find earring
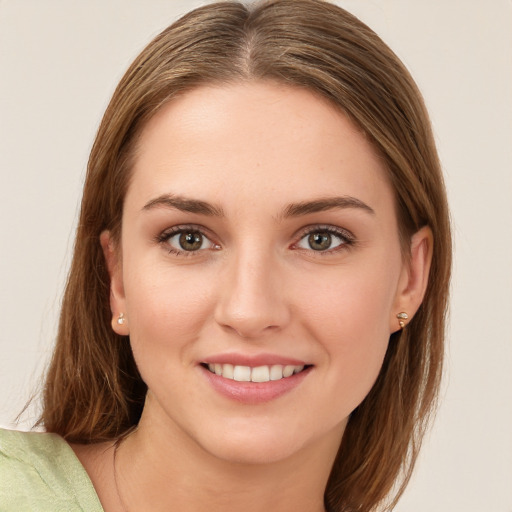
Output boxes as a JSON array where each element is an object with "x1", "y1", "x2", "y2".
[
  {"x1": 117, "y1": 313, "x2": 125, "y2": 325},
  {"x1": 397, "y1": 312, "x2": 408, "y2": 329}
]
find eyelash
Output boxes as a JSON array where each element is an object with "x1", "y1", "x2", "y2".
[
  {"x1": 293, "y1": 225, "x2": 356, "y2": 254},
  {"x1": 155, "y1": 224, "x2": 355, "y2": 257},
  {"x1": 155, "y1": 224, "x2": 219, "y2": 257}
]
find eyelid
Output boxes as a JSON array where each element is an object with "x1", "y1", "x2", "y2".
[
  {"x1": 291, "y1": 224, "x2": 356, "y2": 252},
  {"x1": 154, "y1": 223, "x2": 355, "y2": 256},
  {"x1": 155, "y1": 224, "x2": 220, "y2": 256}
]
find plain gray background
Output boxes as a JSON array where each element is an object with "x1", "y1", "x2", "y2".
[{"x1": 1, "y1": 1, "x2": 511, "y2": 510}]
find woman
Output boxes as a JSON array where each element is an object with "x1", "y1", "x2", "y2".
[{"x1": 0, "y1": 1, "x2": 451, "y2": 511}]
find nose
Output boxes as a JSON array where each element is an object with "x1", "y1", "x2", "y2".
[{"x1": 214, "y1": 247, "x2": 291, "y2": 339}]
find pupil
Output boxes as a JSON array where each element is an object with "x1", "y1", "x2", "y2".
[
  {"x1": 179, "y1": 232, "x2": 202, "y2": 251},
  {"x1": 309, "y1": 232, "x2": 331, "y2": 251}
]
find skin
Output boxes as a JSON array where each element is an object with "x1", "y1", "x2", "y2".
[{"x1": 74, "y1": 81, "x2": 432, "y2": 512}]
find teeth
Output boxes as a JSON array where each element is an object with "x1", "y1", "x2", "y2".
[
  {"x1": 233, "y1": 365, "x2": 251, "y2": 382},
  {"x1": 205, "y1": 363, "x2": 306, "y2": 382},
  {"x1": 283, "y1": 365, "x2": 295, "y2": 378},
  {"x1": 270, "y1": 365, "x2": 284, "y2": 381},
  {"x1": 251, "y1": 366, "x2": 270, "y2": 383},
  {"x1": 222, "y1": 363, "x2": 234, "y2": 379}
]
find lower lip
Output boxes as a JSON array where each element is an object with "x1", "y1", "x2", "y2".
[{"x1": 200, "y1": 365, "x2": 312, "y2": 405}]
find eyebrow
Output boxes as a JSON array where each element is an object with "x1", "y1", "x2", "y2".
[
  {"x1": 281, "y1": 196, "x2": 375, "y2": 219},
  {"x1": 142, "y1": 194, "x2": 374, "y2": 219},
  {"x1": 142, "y1": 194, "x2": 225, "y2": 216}
]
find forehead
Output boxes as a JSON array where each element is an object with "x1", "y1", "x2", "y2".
[{"x1": 127, "y1": 81, "x2": 393, "y2": 214}]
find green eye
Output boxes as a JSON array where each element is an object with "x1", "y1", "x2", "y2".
[
  {"x1": 296, "y1": 228, "x2": 350, "y2": 252},
  {"x1": 308, "y1": 232, "x2": 333, "y2": 251},
  {"x1": 158, "y1": 225, "x2": 221, "y2": 256}
]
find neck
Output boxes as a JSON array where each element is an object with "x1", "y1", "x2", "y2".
[{"x1": 114, "y1": 404, "x2": 343, "y2": 512}]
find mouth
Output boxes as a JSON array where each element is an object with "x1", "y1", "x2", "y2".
[{"x1": 201, "y1": 363, "x2": 312, "y2": 383}]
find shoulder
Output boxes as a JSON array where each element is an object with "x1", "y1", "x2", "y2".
[
  {"x1": 0, "y1": 428, "x2": 104, "y2": 511},
  {"x1": 0, "y1": 427, "x2": 67, "y2": 463}
]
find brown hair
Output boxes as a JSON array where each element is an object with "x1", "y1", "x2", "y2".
[{"x1": 40, "y1": 1, "x2": 451, "y2": 510}]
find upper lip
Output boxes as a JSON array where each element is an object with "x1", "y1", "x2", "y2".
[{"x1": 201, "y1": 353, "x2": 309, "y2": 367}]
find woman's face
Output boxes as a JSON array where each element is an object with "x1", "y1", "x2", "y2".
[{"x1": 105, "y1": 81, "x2": 412, "y2": 465}]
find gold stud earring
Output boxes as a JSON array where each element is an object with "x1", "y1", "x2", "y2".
[
  {"x1": 397, "y1": 312, "x2": 408, "y2": 329},
  {"x1": 117, "y1": 313, "x2": 125, "y2": 325}
]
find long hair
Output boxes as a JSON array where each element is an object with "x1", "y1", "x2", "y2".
[{"x1": 40, "y1": 1, "x2": 451, "y2": 510}]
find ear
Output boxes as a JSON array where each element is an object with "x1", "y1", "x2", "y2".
[
  {"x1": 391, "y1": 226, "x2": 433, "y2": 332},
  {"x1": 100, "y1": 230, "x2": 129, "y2": 336}
]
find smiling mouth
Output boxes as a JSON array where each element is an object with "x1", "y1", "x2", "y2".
[{"x1": 201, "y1": 363, "x2": 311, "y2": 383}]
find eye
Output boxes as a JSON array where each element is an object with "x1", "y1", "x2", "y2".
[
  {"x1": 295, "y1": 227, "x2": 353, "y2": 252},
  {"x1": 173, "y1": 231, "x2": 206, "y2": 251},
  {"x1": 157, "y1": 226, "x2": 219, "y2": 255}
]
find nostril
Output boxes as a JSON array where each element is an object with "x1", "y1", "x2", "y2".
[
  {"x1": 219, "y1": 322, "x2": 281, "y2": 340},
  {"x1": 213, "y1": 268, "x2": 291, "y2": 338}
]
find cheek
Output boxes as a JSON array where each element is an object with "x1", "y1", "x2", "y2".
[
  {"x1": 298, "y1": 257, "x2": 398, "y2": 338},
  {"x1": 123, "y1": 262, "x2": 215, "y2": 356},
  {"x1": 295, "y1": 262, "x2": 399, "y2": 405}
]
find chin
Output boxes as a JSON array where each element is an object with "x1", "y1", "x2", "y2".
[
  {"x1": 201, "y1": 432, "x2": 307, "y2": 466},
  {"x1": 192, "y1": 414, "x2": 346, "y2": 467}
]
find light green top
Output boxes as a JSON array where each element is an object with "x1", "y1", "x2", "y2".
[{"x1": 0, "y1": 428, "x2": 104, "y2": 512}]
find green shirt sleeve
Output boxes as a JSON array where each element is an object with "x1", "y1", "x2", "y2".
[{"x1": 0, "y1": 428, "x2": 104, "y2": 512}]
